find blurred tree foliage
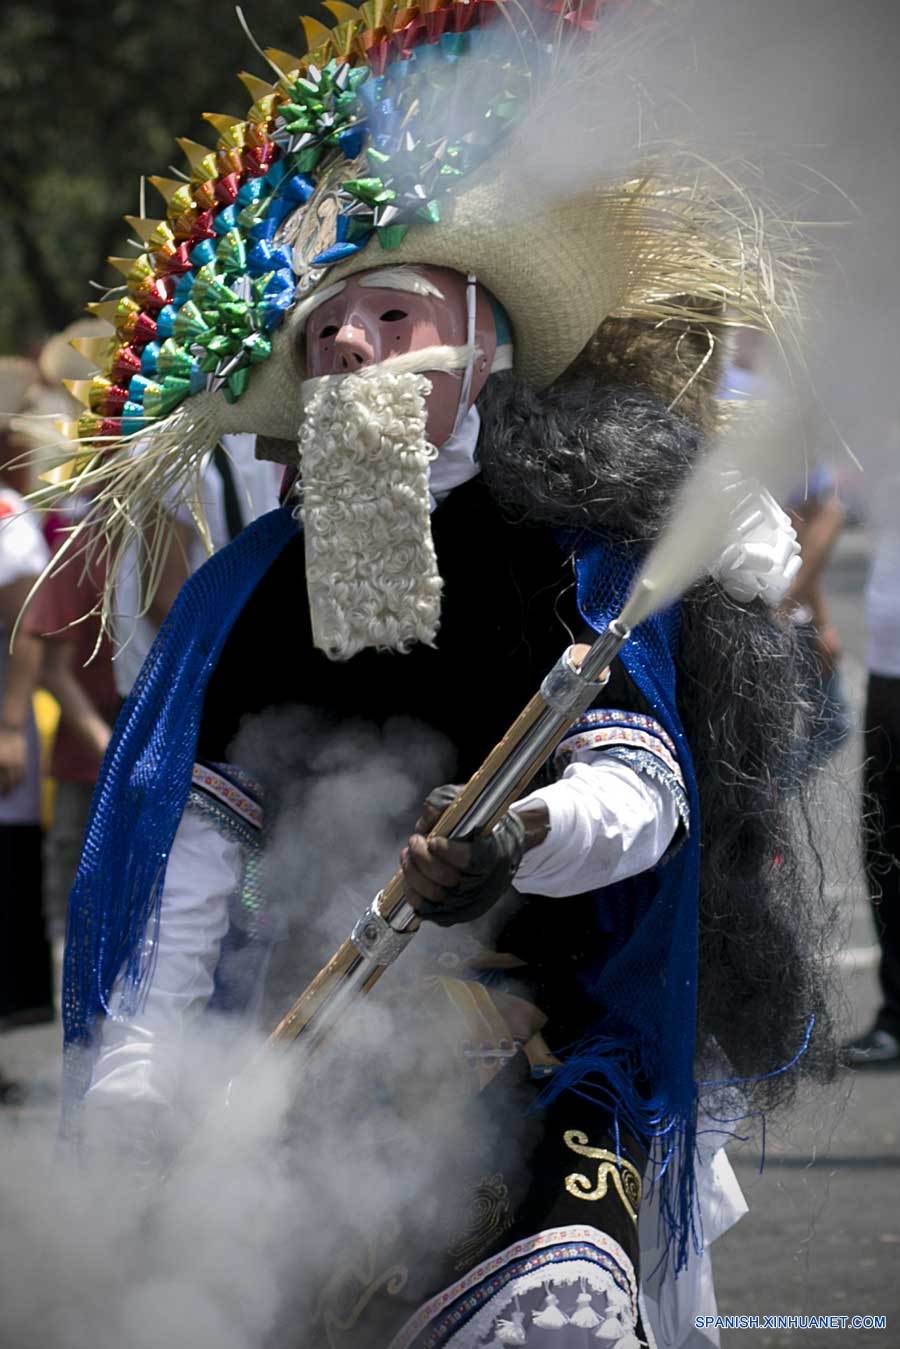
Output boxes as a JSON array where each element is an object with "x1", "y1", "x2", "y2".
[{"x1": 0, "y1": 0, "x2": 326, "y2": 352}]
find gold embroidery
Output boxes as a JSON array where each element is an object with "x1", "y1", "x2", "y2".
[
  {"x1": 446, "y1": 1172, "x2": 514, "y2": 1272},
  {"x1": 562, "y1": 1129, "x2": 643, "y2": 1222},
  {"x1": 314, "y1": 1218, "x2": 409, "y2": 1347}
]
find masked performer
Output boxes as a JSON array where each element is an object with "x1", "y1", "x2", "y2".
[{"x1": 49, "y1": 3, "x2": 835, "y2": 1345}]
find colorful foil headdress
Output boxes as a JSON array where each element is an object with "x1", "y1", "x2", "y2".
[
  {"x1": 34, "y1": 0, "x2": 803, "y2": 645},
  {"x1": 65, "y1": 0, "x2": 590, "y2": 440}
]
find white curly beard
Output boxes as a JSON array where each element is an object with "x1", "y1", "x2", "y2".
[{"x1": 296, "y1": 365, "x2": 444, "y2": 662}]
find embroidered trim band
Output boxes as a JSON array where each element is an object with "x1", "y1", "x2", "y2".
[
  {"x1": 554, "y1": 710, "x2": 683, "y2": 786},
  {"x1": 389, "y1": 1224, "x2": 637, "y2": 1349},
  {"x1": 191, "y1": 760, "x2": 264, "y2": 832},
  {"x1": 602, "y1": 746, "x2": 691, "y2": 837}
]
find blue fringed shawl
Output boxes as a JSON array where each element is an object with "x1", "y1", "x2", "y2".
[
  {"x1": 62, "y1": 507, "x2": 299, "y2": 1101},
  {"x1": 545, "y1": 532, "x2": 702, "y2": 1271},
  {"x1": 63, "y1": 509, "x2": 701, "y2": 1266}
]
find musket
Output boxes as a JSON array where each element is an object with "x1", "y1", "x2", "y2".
[
  {"x1": 267, "y1": 616, "x2": 631, "y2": 1056},
  {"x1": 265, "y1": 397, "x2": 795, "y2": 1060}
]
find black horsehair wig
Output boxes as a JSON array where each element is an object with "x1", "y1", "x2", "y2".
[{"x1": 476, "y1": 368, "x2": 839, "y2": 1112}]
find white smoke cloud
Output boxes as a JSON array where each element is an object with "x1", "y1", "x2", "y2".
[
  {"x1": 3, "y1": 4, "x2": 900, "y2": 1344},
  {"x1": 0, "y1": 711, "x2": 534, "y2": 1349}
]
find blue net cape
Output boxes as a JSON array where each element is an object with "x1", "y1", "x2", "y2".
[
  {"x1": 63, "y1": 507, "x2": 701, "y2": 1267},
  {"x1": 549, "y1": 530, "x2": 702, "y2": 1270},
  {"x1": 62, "y1": 507, "x2": 299, "y2": 1103}
]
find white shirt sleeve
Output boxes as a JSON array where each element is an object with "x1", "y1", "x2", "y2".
[
  {"x1": 511, "y1": 752, "x2": 681, "y2": 899},
  {"x1": 85, "y1": 806, "x2": 240, "y2": 1111}
]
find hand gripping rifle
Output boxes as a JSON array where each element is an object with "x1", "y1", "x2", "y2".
[
  {"x1": 267, "y1": 617, "x2": 631, "y2": 1056},
  {"x1": 266, "y1": 403, "x2": 792, "y2": 1058}
]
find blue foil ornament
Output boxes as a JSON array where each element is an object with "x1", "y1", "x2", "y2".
[
  {"x1": 190, "y1": 240, "x2": 217, "y2": 268},
  {"x1": 120, "y1": 402, "x2": 147, "y2": 433},
  {"x1": 127, "y1": 374, "x2": 152, "y2": 403},
  {"x1": 262, "y1": 268, "x2": 295, "y2": 297},
  {"x1": 213, "y1": 205, "x2": 240, "y2": 236},
  {"x1": 263, "y1": 160, "x2": 288, "y2": 189},
  {"x1": 281, "y1": 174, "x2": 316, "y2": 205},
  {"x1": 260, "y1": 290, "x2": 294, "y2": 330},
  {"x1": 311, "y1": 241, "x2": 363, "y2": 266},
  {"x1": 246, "y1": 240, "x2": 293, "y2": 277},
  {"x1": 173, "y1": 272, "x2": 196, "y2": 304},
  {"x1": 140, "y1": 342, "x2": 161, "y2": 376},
  {"x1": 337, "y1": 125, "x2": 366, "y2": 160},
  {"x1": 155, "y1": 306, "x2": 177, "y2": 339},
  {"x1": 264, "y1": 198, "x2": 295, "y2": 230},
  {"x1": 248, "y1": 216, "x2": 280, "y2": 244},
  {"x1": 236, "y1": 179, "x2": 266, "y2": 207}
]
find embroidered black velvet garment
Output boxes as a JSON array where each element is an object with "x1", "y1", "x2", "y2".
[{"x1": 197, "y1": 479, "x2": 586, "y2": 777}]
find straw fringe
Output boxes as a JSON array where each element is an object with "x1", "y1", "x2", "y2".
[{"x1": 21, "y1": 401, "x2": 221, "y2": 650}]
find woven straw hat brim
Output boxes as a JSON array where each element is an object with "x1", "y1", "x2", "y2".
[
  {"x1": 214, "y1": 160, "x2": 642, "y2": 443},
  {"x1": 322, "y1": 177, "x2": 642, "y2": 391}
]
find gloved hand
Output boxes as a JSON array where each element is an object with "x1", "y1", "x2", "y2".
[
  {"x1": 712, "y1": 472, "x2": 801, "y2": 605},
  {"x1": 400, "y1": 784, "x2": 527, "y2": 927}
]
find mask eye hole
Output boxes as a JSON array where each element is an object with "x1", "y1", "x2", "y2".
[
  {"x1": 319, "y1": 324, "x2": 338, "y2": 338},
  {"x1": 380, "y1": 309, "x2": 407, "y2": 323}
]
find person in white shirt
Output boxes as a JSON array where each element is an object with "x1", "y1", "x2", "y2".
[
  {"x1": 0, "y1": 360, "x2": 54, "y2": 1097},
  {"x1": 845, "y1": 439, "x2": 900, "y2": 1066},
  {"x1": 112, "y1": 434, "x2": 281, "y2": 697}
]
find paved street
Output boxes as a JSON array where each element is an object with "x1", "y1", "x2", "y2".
[
  {"x1": 713, "y1": 527, "x2": 900, "y2": 1346},
  {"x1": 1, "y1": 526, "x2": 896, "y2": 1347}
]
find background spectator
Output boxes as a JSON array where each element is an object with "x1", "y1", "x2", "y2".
[
  {"x1": 112, "y1": 436, "x2": 281, "y2": 697},
  {"x1": 846, "y1": 427, "x2": 900, "y2": 1065},
  {"x1": 0, "y1": 359, "x2": 53, "y2": 1101},
  {"x1": 782, "y1": 468, "x2": 852, "y2": 773},
  {"x1": 27, "y1": 508, "x2": 119, "y2": 958}
]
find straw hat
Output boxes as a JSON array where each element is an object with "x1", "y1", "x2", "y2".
[
  {"x1": 39, "y1": 317, "x2": 115, "y2": 387},
  {"x1": 213, "y1": 174, "x2": 644, "y2": 443},
  {"x1": 56, "y1": 0, "x2": 793, "y2": 466},
  {"x1": 0, "y1": 357, "x2": 40, "y2": 425}
]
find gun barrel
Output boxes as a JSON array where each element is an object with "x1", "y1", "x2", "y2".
[{"x1": 268, "y1": 619, "x2": 630, "y2": 1049}]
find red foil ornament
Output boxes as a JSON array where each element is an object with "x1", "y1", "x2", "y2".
[
  {"x1": 189, "y1": 210, "x2": 217, "y2": 242},
  {"x1": 477, "y1": 0, "x2": 498, "y2": 28},
  {"x1": 100, "y1": 386, "x2": 130, "y2": 415},
  {"x1": 451, "y1": 0, "x2": 482, "y2": 31},
  {"x1": 243, "y1": 145, "x2": 274, "y2": 177},
  {"x1": 214, "y1": 173, "x2": 242, "y2": 206},
  {"x1": 160, "y1": 243, "x2": 194, "y2": 276},
  {"x1": 135, "y1": 277, "x2": 176, "y2": 312},
  {"x1": 110, "y1": 347, "x2": 142, "y2": 382},
  {"x1": 393, "y1": 15, "x2": 426, "y2": 57},
  {"x1": 423, "y1": 5, "x2": 450, "y2": 43},
  {"x1": 132, "y1": 312, "x2": 159, "y2": 345},
  {"x1": 365, "y1": 35, "x2": 391, "y2": 76}
]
